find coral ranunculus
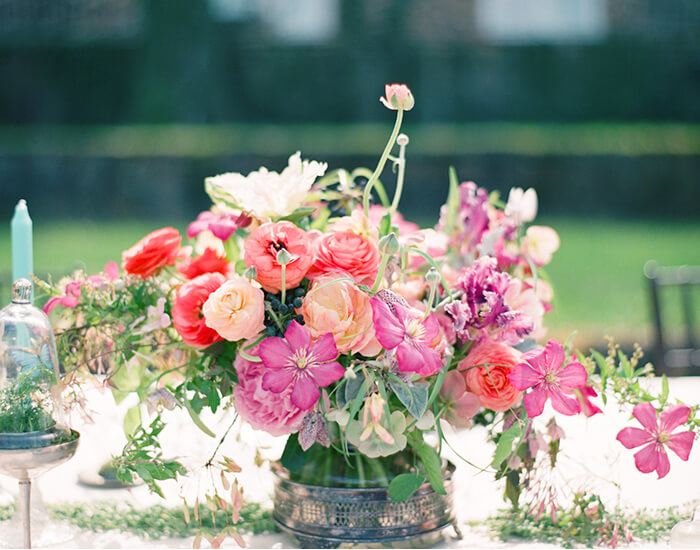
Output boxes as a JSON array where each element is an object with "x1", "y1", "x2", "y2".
[
  {"x1": 244, "y1": 221, "x2": 313, "y2": 293},
  {"x1": 178, "y1": 247, "x2": 231, "y2": 280},
  {"x1": 309, "y1": 231, "x2": 381, "y2": 286},
  {"x1": 172, "y1": 272, "x2": 226, "y2": 349},
  {"x1": 459, "y1": 341, "x2": 523, "y2": 412},
  {"x1": 202, "y1": 277, "x2": 265, "y2": 342},
  {"x1": 233, "y1": 346, "x2": 306, "y2": 437},
  {"x1": 122, "y1": 227, "x2": 182, "y2": 279},
  {"x1": 299, "y1": 274, "x2": 381, "y2": 356}
]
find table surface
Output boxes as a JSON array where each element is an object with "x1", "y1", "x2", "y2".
[{"x1": 1, "y1": 377, "x2": 698, "y2": 549}]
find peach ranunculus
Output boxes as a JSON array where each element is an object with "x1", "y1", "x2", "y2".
[
  {"x1": 459, "y1": 341, "x2": 523, "y2": 412},
  {"x1": 122, "y1": 227, "x2": 182, "y2": 279},
  {"x1": 309, "y1": 231, "x2": 381, "y2": 286},
  {"x1": 299, "y1": 274, "x2": 381, "y2": 357},
  {"x1": 202, "y1": 277, "x2": 265, "y2": 342},
  {"x1": 243, "y1": 221, "x2": 313, "y2": 293},
  {"x1": 522, "y1": 225, "x2": 560, "y2": 267}
]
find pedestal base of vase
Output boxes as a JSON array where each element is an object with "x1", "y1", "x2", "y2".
[{"x1": 272, "y1": 463, "x2": 458, "y2": 549}]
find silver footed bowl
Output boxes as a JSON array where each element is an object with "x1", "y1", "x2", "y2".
[{"x1": 0, "y1": 431, "x2": 80, "y2": 480}]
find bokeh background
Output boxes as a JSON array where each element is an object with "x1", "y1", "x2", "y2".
[{"x1": 1, "y1": 0, "x2": 699, "y2": 363}]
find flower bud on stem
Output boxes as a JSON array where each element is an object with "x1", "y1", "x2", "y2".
[{"x1": 276, "y1": 248, "x2": 292, "y2": 304}]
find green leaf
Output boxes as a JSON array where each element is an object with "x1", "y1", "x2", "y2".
[
  {"x1": 182, "y1": 398, "x2": 215, "y2": 438},
  {"x1": 379, "y1": 213, "x2": 392, "y2": 237},
  {"x1": 123, "y1": 405, "x2": 142, "y2": 436},
  {"x1": 346, "y1": 379, "x2": 368, "y2": 427},
  {"x1": 443, "y1": 166, "x2": 460, "y2": 238},
  {"x1": 619, "y1": 350, "x2": 633, "y2": 378},
  {"x1": 388, "y1": 473, "x2": 425, "y2": 502},
  {"x1": 344, "y1": 375, "x2": 365, "y2": 407},
  {"x1": 426, "y1": 368, "x2": 447, "y2": 410},
  {"x1": 280, "y1": 434, "x2": 305, "y2": 473},
  {"x1": 388, "y1": 378, "x2": 429, "y2": 420},
  {"x1": 278, "y1": 207, "x2": 316, "y2": 223},
  {"x1": 417, "y1": 442, "x2": 446, "y2": 495},
  {"x1": 492, "y1": 422, "x2": 522, "y2": 468}
]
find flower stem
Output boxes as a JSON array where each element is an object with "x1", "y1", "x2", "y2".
[
  {"x1": 370, "y1": 253, "x2": 391, "y2": 294},
  {"x1": 280, "y1": 264, "x2": 287, "y2": 305},
  {"x1": 389, "y1": 135, "x2": 408, "y2": 215},
  {"x1": 362, "y1": 109, "x2": 404, "y2": 218}
]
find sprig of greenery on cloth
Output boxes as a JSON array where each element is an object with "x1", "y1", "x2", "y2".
[{"x1": 0, "y1": 500, "x2": 275, "y2": 539}]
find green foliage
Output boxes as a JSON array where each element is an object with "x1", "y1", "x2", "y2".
[
  {"x1": 0, "y1": 501, "x2": 275, "y2": 539},
  {"x1": 492, "y1": 423, "x2": 522, "y2": 469},
  {"x1": 388, "y1": 473, "x2": 425, "y2": 502},
  {"x1": 0, "y1": 370, "x2": 55, "y2": 433},
  {"x1": 388, "y1": 377, "x2": 429, "y2": 420}
]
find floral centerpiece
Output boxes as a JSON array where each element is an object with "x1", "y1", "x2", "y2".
[{"x1": 39, "y1": 84, "x2": 698, "y2": 547}]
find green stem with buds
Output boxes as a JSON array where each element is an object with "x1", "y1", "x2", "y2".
[
  {"x1": 362, "y1": 110, "x2": 404, "y2": 218},
  {"x1": 389, "y1": 134, "x2": 409, "y2": 215}
]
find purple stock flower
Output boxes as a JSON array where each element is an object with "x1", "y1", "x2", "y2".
[
  {"x1": 187, "y1": 210, "x2": 251, "y2": 242},
  {"x1": 445, "y1": 256, "x2": 534, "y2": 345},
  {"x1": 437, "y1": 181, "x2": 490, "y2": 257}
]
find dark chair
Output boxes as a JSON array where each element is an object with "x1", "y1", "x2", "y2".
[{"x1": 644, "y1": 261, "x2": 700, "y2": 376}]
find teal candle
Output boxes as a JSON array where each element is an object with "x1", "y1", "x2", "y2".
[{"x1": 11, "y1": 199, "x2": 34, "y2": 288}]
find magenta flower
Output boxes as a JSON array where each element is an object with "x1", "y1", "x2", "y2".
[
  {"x1": 187, "y1": 210, "x2": 251, "y2": 242},
  {"x1": 575, "y1": 386, "x2": 602, "y2": 417},
  {"x1": 370, "y1": 291, "x2": 442, "y2": 377},
  {"x1": 616, "y1": 402, "x2": 695, "y2": 479},
  {"x1": 508, "y1": 339, "x2": 588, "y2": 417},
  {"x1": 437, "y1": 181, "x2": 490, "y2": 257},
  {"x1": 43, "y1": 280, "x2": 81, "y2": 314},
  {"x1": 260, "y1": 321, "x2": 344, "y2": 410}
]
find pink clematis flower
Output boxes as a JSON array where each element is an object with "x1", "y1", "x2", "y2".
[
  {"x1": 616, "y1": 402, "x2": 695, "y2": 479},
  {"x1": 575, "y1": 386, "x2": 603, "y2": 417},
  {"x1": 508, "y1": 339, "x2": 588, "y2": 417},
  {"x1": 260, "y1": 321, "x2": 344, "y2": 410},
  {"x1": 370, "y1": 290, "x2": 442, "y2": 377}
]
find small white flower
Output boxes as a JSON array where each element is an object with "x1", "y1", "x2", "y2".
[
  {"x1": 505, "y1": 187, "x2": 538, "y2": 224},
  {"x1": 205, "y1": 152, "x2": 327, "y2": 219}
]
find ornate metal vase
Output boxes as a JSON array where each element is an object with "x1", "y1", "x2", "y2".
[{"x1": 272, "y1": 463, "x2": 458, "y2": 548}]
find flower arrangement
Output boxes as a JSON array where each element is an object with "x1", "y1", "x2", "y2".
[{"x1": 39, "y1": 84, "x2": 698, "y2": 546}]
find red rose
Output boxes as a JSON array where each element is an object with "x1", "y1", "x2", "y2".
[
  {"x1": 172, "y1": 272, "x2": 226, "y2": 348},
  {"x1": 308, "y1": 231, "x2": 380, "y2": 286},
  {"x1": 459, "y1": 341, "x2": 522, "y2": 412},
  {"x1": 122, "y1": 227, "x2": 181, "y2": 279},
  {"x1": 178, "y1": 248, "x2": 231, "y2": 280}
]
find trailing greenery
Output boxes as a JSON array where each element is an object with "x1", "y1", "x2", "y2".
[
  {"x1": 0, "y1": 501, "x2": 275, "y2": 539},
  {"x1": 483, "y1": 499, "x2": 691, "y2": 548}
]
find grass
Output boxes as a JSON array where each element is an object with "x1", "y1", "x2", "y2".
[{"x1": 1, "y1": 218, "x2": 698, "y2": 349}]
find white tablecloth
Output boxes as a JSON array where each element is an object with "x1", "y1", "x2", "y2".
[{"x1": 1, "y1": 378, "x2": 698, "y2": 548}]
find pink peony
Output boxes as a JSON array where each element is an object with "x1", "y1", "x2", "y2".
[
  {"x1": 309, "y1": 231, "x2": 381, "y2": 286},
  {"x1": 244, "y1": 221, "x2": 313, "y2": 293},
  {"x1": 459, "y1": 341, "x2": 523, "y2": 412},
  {"x1": 299, "y1": 274, "x2": 381, "y2": 356},
  {"x1": 617, "y1": 402, "x2": 695, "y2": 479},
  {"x1": 233, "y1": 347, "x2": 305, "y2": 436}
]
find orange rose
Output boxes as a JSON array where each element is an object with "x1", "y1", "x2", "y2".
[
  {"x1": 299, "y1": 274, "x2": 381, "y2": 356},
  {"x1": 459, "y1": 341, "x2": 522, "y2": 412},
  {"x1": 243, "y1": 221, "x2": 313, "y2": 293},
  {"x1": 308, "y1": 231, "x2": 380, "y2": 286},
  {"x1": 122, "y1": 227, "x2": 181, "y2": 279},
  {"x1": 202, "y1": 277, "x2": 265, "y2": 342}
]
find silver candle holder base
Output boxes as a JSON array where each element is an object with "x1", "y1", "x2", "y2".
[{"x1": 0, "y1": 431, "x2": 79, "y2": 548}]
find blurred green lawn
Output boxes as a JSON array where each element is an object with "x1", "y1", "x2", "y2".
[{"x1": 1, "y1": 218, "x2": 698, "y2": 349}]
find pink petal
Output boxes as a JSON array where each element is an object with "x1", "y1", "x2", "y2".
[
  {"x1": 633, "y1": 443, "x2": 659, "y2": 474},
  {"x1": 416, "y1": 345, "x2": 442, "y2": 377},
  {"x1": 508, "y1": 363, "x2": 542, "y2": 391},
  {"x1": 291, "y1": 375, "x2": 321, "y2": 410},
  {"x1": 309, "y1": 361, "x2": 345, "y2": 387},
  {"x1": 310, "y1": 332, "x2": 339, "y2": 363},
  {"x1": 556, "y1": 361, "x2": 588, "y2": 390},
  {"x1": 617, "y1": 427, "x2": 654, "y2": 449},
  {"x1": 523, "y1": 386, "x2": 548, "y2": 417},
  {"x1": 421, "y1": 312, "x2": 440, "y2": 344},
  {"x1": 258, "y1": 337, "x2": 293, "y2": 369},
  {"x1": 284, "y1": 321, "x2": 311, "y2": 351},
  {"x1": 542, "y1": 339, "x2": 564, "y2": 374},
  {"x1": 43, "y1": 297, "x2": 61, "y2": 314},
  {"x1": 665, "y1": 431, "x2": 695, "y2": 461},
  {"x1": 370, "y1": 297, "x2": 404, "y2": 349},
  {"x1": 455, "y1": 392, "x2": 481, "y2": 419},
  {"x1": 396, "y1": 341, "x2": 425, "y2": 374},
  {"x1": 632, "y1": 402, "x2": 659, "y2": 433},
  {"x1": 441, "y1": 370, "x2": 467, "y2": 401},
  {"x1": 548, "y1": 386, "x2": 581, "y2": 416},
  {"x1": 655, "y1": 447, "x2": 671, "y2": 479},
  {"x1": 261, "y1": 368, "x2": 296, "y2": 393},
  {"x1": 659, "y1": 404, "x2": 691, "y2": 433},
  {"x1": 209, "y1": 220, "x2": 237, "y2": 241},
  {"x1": 61, "y1": 296, "x2": 80, "y2": 308},
  {"x1": 104, "y1": 261, "x2": 120, "y2": 280},
  {"x1": 520, "y1": 347, "x2": 546, "y2": 371}
]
